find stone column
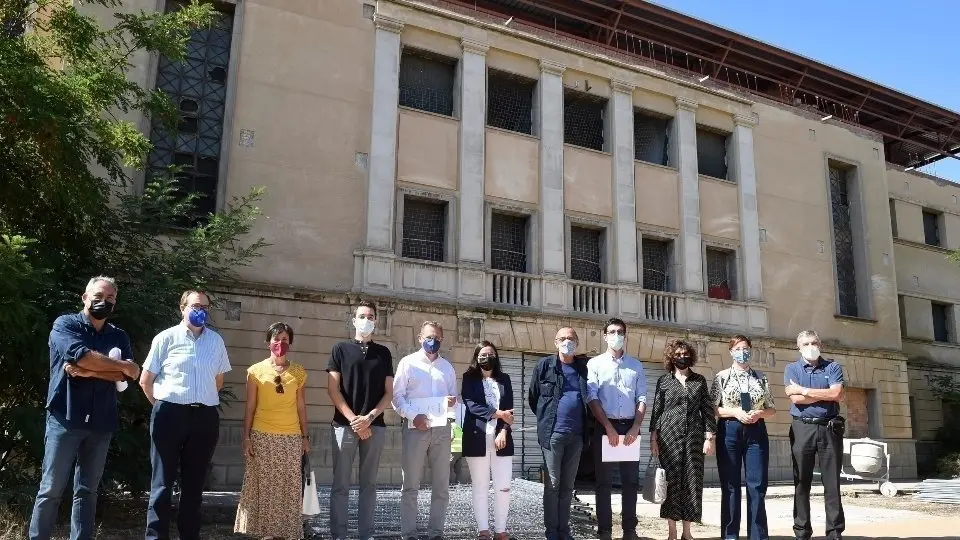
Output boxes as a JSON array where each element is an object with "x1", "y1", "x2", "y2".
[
  {"x1": 674, "y1": 96, "x2": 704, "y2": 293},
  {"x1": 538, "y1": 59, "x2": 566, "y2": 276},
  {"x1": 458, "y1": 38, "x2": 489, "y2": 264},
  {"x1": 731, "y1": 112, "x2": 763, "y2": 301},
  {"x1": 610, "y1": 79, "x2": 638, "y2": 284},
  {"x1": 364, "y1": 15, "x2": 404, "y2": 251}
]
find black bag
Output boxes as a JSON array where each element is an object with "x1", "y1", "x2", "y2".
[{"x1": 828, "y1": 416, "x2": 846, "y2": 437}]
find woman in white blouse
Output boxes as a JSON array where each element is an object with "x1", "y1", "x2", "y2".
[
  {"x1": 711, "y1": 335, "x2": 776, "y2": 540},
  {"x1": 461, "y1": 341, "x2": 515, "y2": 540}
]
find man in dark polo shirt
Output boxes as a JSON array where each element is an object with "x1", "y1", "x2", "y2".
[
  {"x1": 327, "y1": 300, "x2": 394, "y2": 540},
  {"x1": 29, "y1": 276, "x2": 140, "y2": 540},
  {"x1": 784, "y1": 329, "x2": 846, "y2": 540}
]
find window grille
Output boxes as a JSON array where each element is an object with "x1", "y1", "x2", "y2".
[
  {"x1": 398, "y1": 49, "x2": 456, "y2": 116},
  {"x1": 487, "y1": 70, "x2": 535, "y2": 135},
  {"x1": 570, "y1": 226, "x2": 602, "y2": 283},
  {"x1": 829, "y1": 166, "x2": 858, "y2": 316},
  {"x1": 642, "y1": 238, "x2": 672, "y2": 291},
  {"x1": 491, "y1": 213, "x2": 528, "y2": 272},
  {"x1": 635, "y1": 112, "x2": 670, "y2": 166},
  {"x1": 564, "y1": 89, "x2": 606, "y2": 151},
  {"x1": 147, "y1": 1, "x2": 234, "y2": 224},
  {"x1": 696, "y1": 128, "x2": 728, "y2": 179},
  {"x1": 923, "y1": 210, "x2": 941, "y2": 246},
  {"x1": 706, "y1": 248, "x2": 736, "y2": 300},
  {"x1": 402, "y1": 198, "x2": 446, "y2": 262},
  {"x1": 932, "y1": 303, "x2": 950, "y2": 343}
]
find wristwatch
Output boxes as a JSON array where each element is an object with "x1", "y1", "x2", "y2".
[{"x1": 802, "y1": 387, "x2": 810, "y2": 397}]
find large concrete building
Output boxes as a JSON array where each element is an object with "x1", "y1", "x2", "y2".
[{"x1": 98, "y1": 0, "x2": 960, "y2": 486}]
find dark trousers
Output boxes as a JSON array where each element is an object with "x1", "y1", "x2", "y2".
[
  {"x1": 541, "y1": 431, "x2": 583, "y2": 540},
  {"x1": 146, "y1": 401, "x2": 220, "y2": 540},
  {"x1": 593, "y1": 420, "x2": 639, "y2": 535},
  {"x1": 717, "y1": 419, "x2": 769, "y2": 540},
  {"x1": 789, "y1": 419, "x2": 845, "y2": 540}
]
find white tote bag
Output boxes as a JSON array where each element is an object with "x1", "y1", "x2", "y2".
[
  {"x1": 301, "y1": 455, "x2": 321, "y2": 516},
  {"x1": 641, "y1": 456, "x2": 668, "y2": 504}
]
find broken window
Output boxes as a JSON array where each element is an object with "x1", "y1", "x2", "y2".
[
  {"x1": 634, "y1": 111, "x2": 671, "y2": 166},
  {"x1": 402, "y1": 197, "x2": 447, "y2": 262},
  {"x1": 696, "y1": 127, "x2": 728, "y2": 179},
  {"x1": 830, "y1": 165, "x2": 858, "y2": 316},
  {"x1": 641, "y1": 237, "x2": 673, "y2": 291},
  {"x1": 932, "y1": 302, "x2": 951, "y2": 343},
  {"x1": 398, "y1": 49, "x2": 456, "y2": 116},
  {"x1": 147, "y1": 0, "x2": 234, "y2": 224},
  {"x1": 564, "y1": 89, "x2": 606, "y2": 151},
  {"x1": 491, "y1": 212, "x2": 528, "y2": 273},
  {"x1": 923, "y1": 210, "x2": 942, "y2": 247},
  {"x1": 706, "y1": 247, "x2": 736, "y2": 300},
  {"x1": 570, "y1": 226, "x2": 603, "y2": 283},
  {"x1": 487, "y1": 69, "x2": 535, "y2": 135}
]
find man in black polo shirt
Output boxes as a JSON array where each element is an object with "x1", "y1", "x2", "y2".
[
  {"x1": 29, "y1": 276, "x2": 140, "y2": 540},
  {"x1": 784, "y1": 329, "x2": 846, "y2": 540},
  {"x1": 327, "y1": 300, "x2": 394, "y2": 540}
]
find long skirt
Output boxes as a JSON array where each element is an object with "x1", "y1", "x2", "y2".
[{"x1": 234, "y1": 431, "x2": 304, "y2": 539}]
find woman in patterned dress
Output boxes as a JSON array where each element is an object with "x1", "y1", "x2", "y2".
[
  {"x1": 649, "y1": 339, "x2": 717, "y2": 540},
  {"x1": 235, "y1": 322, "x2": 309, "y2": 539},
  {"x1": 712, "y1": 335, "x2": 776, "y2": 540}
]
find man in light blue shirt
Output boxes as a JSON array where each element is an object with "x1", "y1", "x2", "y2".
[
  {"x1": 587, "y1": 317, "x2": 647, "y2": 540},
  {"x1": 139, "y1": 290, "x2": 231, "y2": 540}
]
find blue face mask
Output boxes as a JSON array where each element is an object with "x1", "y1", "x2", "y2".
[
  {"x1": 188, "y1": 307, "x2": 208, "y2": 327},
  {"x1": 732, "y1": 349, "x2": 751, "y2": 365},
  {"x1": 422, "y1": 337, "x2": 441, "y2": 354}
]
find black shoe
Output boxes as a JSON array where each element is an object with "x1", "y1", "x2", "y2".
[
  {"x1": 622, "y1": 530, "x2": 641, "y2": 540},
  {"x1": 599, "y1": 532, "x2": 613, "y2": 540}
]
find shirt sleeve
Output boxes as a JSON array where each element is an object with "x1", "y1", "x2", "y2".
[
  {"x1": 634, "y1": 361, "x2": 647, "y2": 405},
  {"x1": 586, "y1": 358, "x2": 601, "y2": 403},
  {"x1": 50, "y1": 316, "x2": 91, "y2": 365},
  {"x1": 446, "y1": 363, "x2": 457, "y2": 398},
  {"x1": 783, "y1": 363, "x2": 794, "y2": 387},
  {"x1": 298, "y1": 366, "x2": 308, "y2": 389},
  {"x1": 391, "y1": 359, "x2": 414, "y2": 419},
  {"x1": 384, "y1": 347, "x2": 395, "y2": 376},
  {"x1": 143, "y1": 333, "x2": 164, "y2": 374},
  {"x1": 327, "y1": 343, "x2": 342, "y2": 373},
  {"x1": 217, "y1": 340, "x2": 231, "y2": 375},
  {"x1": 119, "y1": 330, "x2": 134, "y2": 363},
  {"x1": 827, "y1": 362, "x2": 845, "y2": 386},
  {"x1": 710, "y1": 373, "x2": 723, "y2": 407}
]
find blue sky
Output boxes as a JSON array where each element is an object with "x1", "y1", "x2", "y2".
[{"x1": 650, "y1": 0, "x2": 960, "y2": 181}]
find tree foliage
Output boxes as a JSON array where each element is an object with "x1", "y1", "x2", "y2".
[{"x1": 0, "y1": 0, "x2": 265, "y2": 508}]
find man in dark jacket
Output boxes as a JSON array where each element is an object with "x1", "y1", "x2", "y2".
[{"x1": 528, "y1": 327, "x2": 591, "y2": 540}]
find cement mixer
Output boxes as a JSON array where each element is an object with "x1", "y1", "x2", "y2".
[{"x1": 840, "y1": 437, "x2": 899, "y2": 497}]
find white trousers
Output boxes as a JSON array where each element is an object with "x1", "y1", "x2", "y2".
[{"x1": 465, "y1": 433, "x2": 513, "y2": 533}]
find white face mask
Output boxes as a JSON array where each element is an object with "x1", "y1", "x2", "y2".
[
  {"x1": 800, "y1": 345, "x2": 820, "y2": 361},
  {"x1": 354, "y1": 318, "x2": 375, "y2": 336},
  {"x1": 558, "y1": 339, "x2": 576, "y2": 356},
  {"x1": 606, "y1": 333, "x2": 625, "y2": 351}
]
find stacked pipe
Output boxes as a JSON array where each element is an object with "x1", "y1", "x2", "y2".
[{"x1": 914, "y1": 478, "x2": 960, "y2": 505}]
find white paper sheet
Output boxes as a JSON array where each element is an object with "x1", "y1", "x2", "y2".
[
  {"x1": 600, "y1": 435, "x2": 641, "y2": 462},
  {"x1": 406, "y1": 397, "x2": 450, "y2": 429},
  {"x1": 109, "y1": 347, "x2": 128, "y2": 392}
]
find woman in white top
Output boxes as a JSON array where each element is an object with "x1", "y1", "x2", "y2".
[{"x1": 461, "y1": 341, "x2": 515, "y2": 540}]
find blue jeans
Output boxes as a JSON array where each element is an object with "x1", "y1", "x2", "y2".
[
  {"x1": 29, "y1": 413, "x2": 113, "y2": 540},
  {"x1": 541, "y1": 431, "x2": 583, "y2": 540},
  {"x1": 717, "y1": 419, "x2": 769, "y2": 540}
]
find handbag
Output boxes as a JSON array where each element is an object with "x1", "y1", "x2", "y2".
[
  {"x1": 641, "y1": 455, "x2": 667, "y2": 504},
  {"x1": 301, "y1": 454, "x2": 321, "y2": 516}
]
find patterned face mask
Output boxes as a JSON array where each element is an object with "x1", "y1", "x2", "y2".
[{"x1": 731, "y1": 349, "x2": 751, "y2": 364}]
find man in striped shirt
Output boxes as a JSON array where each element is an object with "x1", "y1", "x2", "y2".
[{"x1": 139, "y1": 290, "x2": 231, "y2": 540}]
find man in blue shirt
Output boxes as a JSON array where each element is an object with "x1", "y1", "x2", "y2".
[
  {"x1": 29, "y1": 276, "x2": 140, "y2": 540},
  {"x1": 528, "y1": 327, "x2": 591, "y2": 540},
  {"x1": 139, "y1": 290, "x2": 231, "y2": 540},
  {"x1": 587, "y1": 318, "x2": 647, "y2": 540},
  {"x1": 784, "y1": 330, "x2": 846, "y2": 540}
]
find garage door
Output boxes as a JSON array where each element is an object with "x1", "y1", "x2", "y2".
[{"x1": 499, "y1": 352, "x2": 542, "y2": 479}]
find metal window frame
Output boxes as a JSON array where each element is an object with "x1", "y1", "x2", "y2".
[
  {"x1": 695, "y1": 124, "x2": 731, "y2": 181},
  {"x1": 637, "y1": 228, "x2": 677, "y2": 292},
  {"x1": 565, "y1": 215, "x2": 611, "y2": 284},
  {"x1": 486, "y1": 68, "x2": 538, "y2": 136},
  {"x1": 485, "y1": 201, "x2": 539, "y2": 274},
  {"x1": 395, "y1": 186, "x2": 458, "y2": 263},
  {"x1": 398, "y1": 45, "x2": 461, "y2": 118},
  {"x1": 823, "y1": 154, "x2": 874, "y2": 320},
  {"x1": 701, "y1": 239, "x2": 740, "y2": 301},
  {"x1": 633, "y1": 108, "x2": 673, "y2": 167}
]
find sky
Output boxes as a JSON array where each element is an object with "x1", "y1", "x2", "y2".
[{"x1": 649, "y1": 0, "x2": 960, "y2": 181}]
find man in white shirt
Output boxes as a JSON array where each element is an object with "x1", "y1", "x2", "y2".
[
  {"x1": 392, "y1": 321, "x2": 458, "y2": 540},
  {"x1": 587, "y1": 317, "x2": 647, "y2": 540}
]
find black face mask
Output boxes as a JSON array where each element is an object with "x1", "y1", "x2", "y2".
[
  {"x1": 674, "y1": 356, "x2": 691, "y2": 370},
  {"x1": 88, "y1": 300, "x2": 114, "y2": 321},
  {"x1": 478, "y1": 362, "x2": 493, "y2": 371}
]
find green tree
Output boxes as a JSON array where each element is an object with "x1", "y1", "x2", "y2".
[{"x1": 0, "y1": 0, "x2": 266, "y2": 508}]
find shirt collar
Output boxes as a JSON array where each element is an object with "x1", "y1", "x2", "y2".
[{"x1": 180, "y1": 321, "x2": 206, "y2": 337}]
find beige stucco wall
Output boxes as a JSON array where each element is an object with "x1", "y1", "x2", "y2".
[
  {"x1": 563, "y1": 146, "x2": 613, "y2": 217},
  {"x1": 485, "y1": 128, "x2": 539, "y2": 204},
  {"x1": 698, "y1": 176, "x2": 739, "y2": 240},
  {"x1": 397, "y1": 109, "x2": 460, "y2": 191},
  {"x1": 635, "y1": 162, "x2": 680, "y2": 230}
]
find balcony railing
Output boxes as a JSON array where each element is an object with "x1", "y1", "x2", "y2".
[
  {"x1": 570, "y1": 280, "x2": 615, "y2": 315},
  {"x1": 642, "y1": 290, "x2": 682, "y2": 323},
  {"x1": 491, "y1": 270, "x2": 535, "y2": 307}
]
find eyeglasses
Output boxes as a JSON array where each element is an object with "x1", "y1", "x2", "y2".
[
  {"x1": 273, "y1": 375, "x2": 284, "y2": 394},
  {"x1": 675, "y1": 355, "x2": 692, "y2": 361},
  {"x1": 188, "y1": 304, "x2": 210, "y2": 310},
  {"x1": 605, "y1": 329, "x2": 625, "y2": 336}
]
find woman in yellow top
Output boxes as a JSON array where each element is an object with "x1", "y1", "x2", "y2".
[{"x1": 235, "y1": 322, "x2": 308, "y2": 540}]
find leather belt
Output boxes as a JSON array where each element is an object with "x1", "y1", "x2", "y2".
[{"x1": 793, "y1": 416, "x2": 833, "y2": 425}]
